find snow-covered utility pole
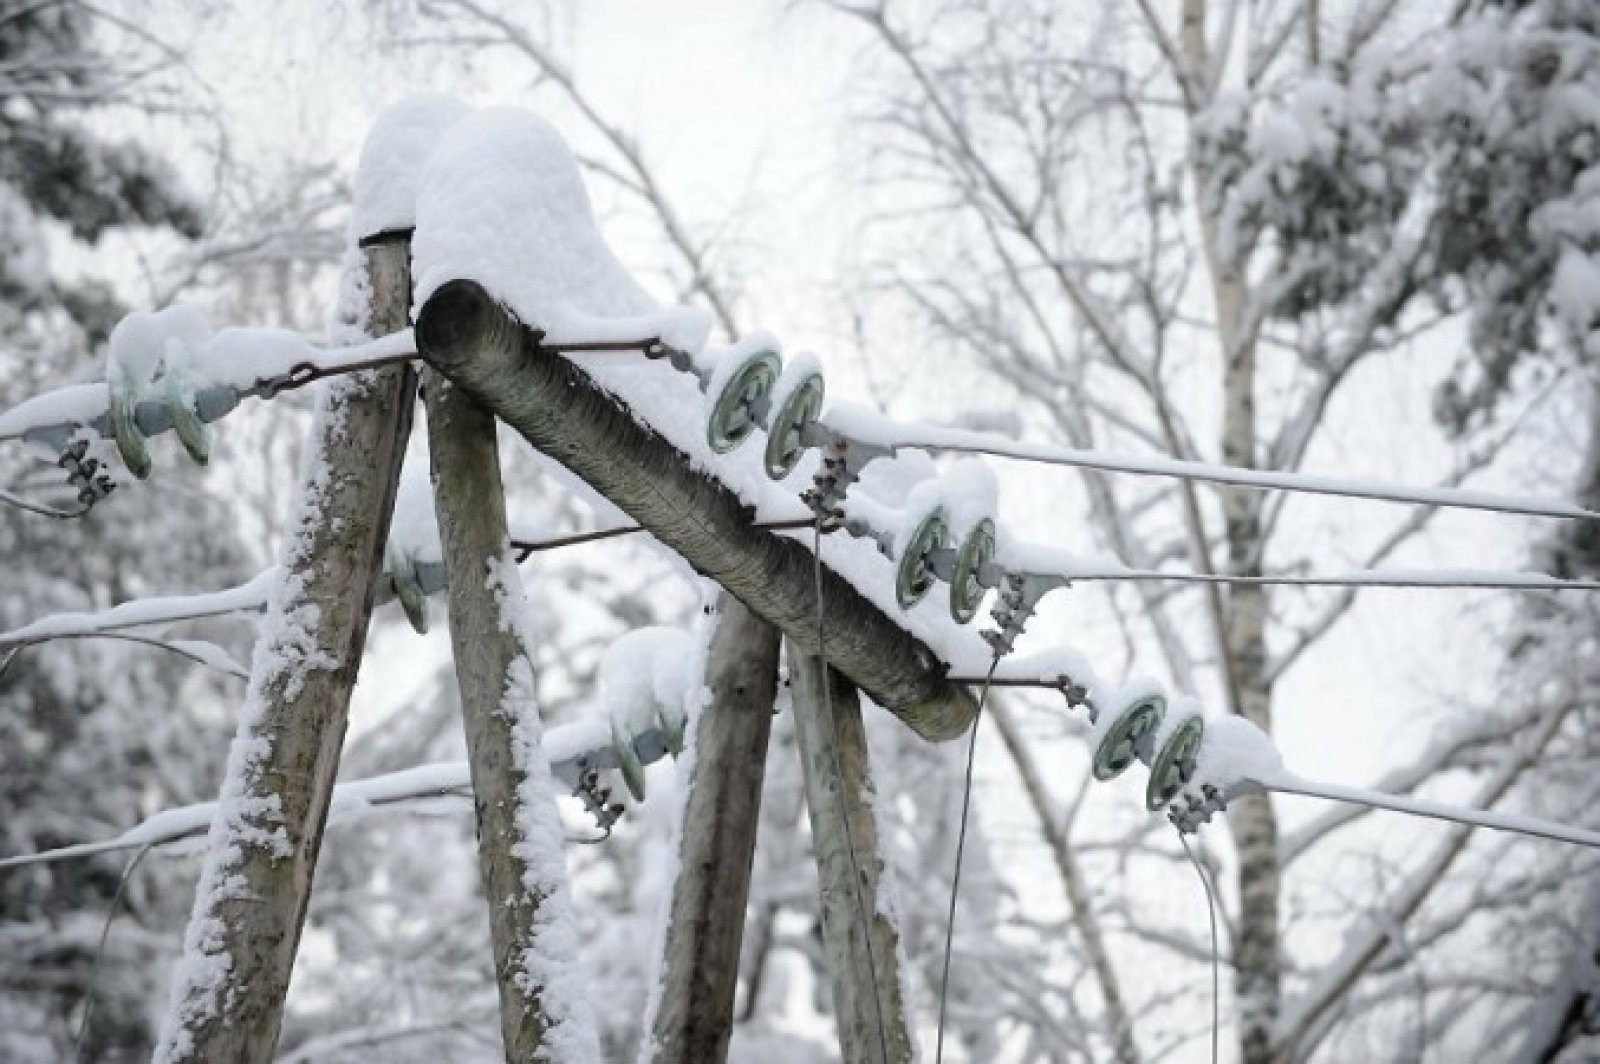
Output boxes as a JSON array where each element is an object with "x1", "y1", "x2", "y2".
[
  {"x1": 411, "y1": 279, "x2": 978, "y2": 742},
  {"x1": 641, "y1": 593, "x2": 780, "y2": 1063},
  {"x1": 424, "y1": 366, "x2": 599, "y2": 1059},
  {"x1": 152, "y1": 234, "x2": 416, "y2": 1064},
  {"x1": 787, "y1": 641, "x2": 916, "y2": 1064}
]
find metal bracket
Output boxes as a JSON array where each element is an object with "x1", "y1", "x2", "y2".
[
  {"x1": 1167, "y1": 779, "x2": 1262, "y2": 834},
  {"x1": 56, "y1": 438, "x2": 116, "y2": 509},
  {"x1": 982, "y1": 570, "x2": 1070, "y2": 657},
  {"x1": 799, "y1": 428, "x2": 896, "y2": 529}
]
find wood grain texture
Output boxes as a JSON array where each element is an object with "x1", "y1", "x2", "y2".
[
  {"x1": 788, "y1": 641, "x2": 915, "y2": 1064},
  {"x1": 414, "y1": 279, "x2": 977, "y2": 742},
  {"x1": 645, "y1": 592, "x2": 779, "y2": 1064},
  {"x1": 158, "y1": 238, "x2": 415, "y2": 1064}
]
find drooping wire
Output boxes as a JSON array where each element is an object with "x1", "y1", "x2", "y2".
[
  {"x1": 0, "y1": 632, "x2": 249, "y2": 680},
  {"x1": 511, "y1": 517, "x2": 812, "y2": 561},
  {"x1": 74, "y1": 843, "x2": 152, "y2": 1063},
  {"x1": 811, "y1": 520, "x2": 894, "y2": 1064},
  {"x1": 934, "y1": 658, "x2": 999, "y2": 1064},
  {"x1": 0, "y1": 486, "x2": 87, "y2": 519},
  {"x1": 1178, "y1": 831, "x2": 1220, "y2": 1064}
]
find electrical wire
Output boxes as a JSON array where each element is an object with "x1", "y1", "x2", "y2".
[
  {"x1": 934, "y1": 658, "x2": 1000, "y2": 1064},
  {"x1": 510, "y1": 520, "x2": 1600, "y2": 592},
  {"x1": 510, "y1": 517, "x2": 812, "y2": 559},
  {"x1": 811, "y1": 520, "x2": 894, "y2": 1064},
  {"x1": 1061, "y1": 568, "x2": 1600, "y2": 591},
  {"x1": 0, "y1": 486, "x2": 87, "y2": 519},
  {"x1": 74, "y1": 843, "x2": 152, "y2": 1063},
  {"x1": 1179, "y1": 832, "x2": 1220, "y2": 1064},
  {"x1": 888, "y1": 427, "x2": 1599, "y2": 521},
  {"x1": 1263, "y1": 773, "x2": 1600, "y2": 850}
]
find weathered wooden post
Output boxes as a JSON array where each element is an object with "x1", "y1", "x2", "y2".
[
  {"x1": 424, "y1": 367, "x2": 599, "y2": 1060},
  {"x1": 640, "y1": 592, "x2": 780, "y2": 1063},
  {"x1": 153, "y1": 233, "x2": 415, "y2": 1064},
  {"x1": 412, "y1": 280, "x2": 977, "y2": 741},
  {"x1": 787, "y1": 640, "x2": 917, "y2": 1064}
]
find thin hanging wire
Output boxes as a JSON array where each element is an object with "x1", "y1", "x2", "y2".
[
  {"x1": 511, "y1": 517, "x2": 812, "y2": 560},
  {"x1": 74, "y1": 843, "x2": 152, "y2": 1063},
  {"x1": 811, "y1": 520, "x2": 894, "y2": 1064},
  {"x1": 0, "y1": 486, "x2": 87, "y2": 519},
  {"x1": 1179, "y1": 832, "x2": 1220, "y2": 1064},
  {"x1": 935, "y1": 659, "x2": 999, "y2": 1064}
]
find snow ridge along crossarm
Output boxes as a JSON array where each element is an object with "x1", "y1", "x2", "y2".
[{"x1": 414, "y1": 279, "x2": 978, "y2": 741}]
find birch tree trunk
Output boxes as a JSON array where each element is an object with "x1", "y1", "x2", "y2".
[
  {"x1": 787, "y1": 641, "x2": 916, "y2": 1064},
  {"x1": 153, "y1": 237, "x2": 415, "y2": 1064},
  {"x1": 1179, "y1": 2, "x2": 1282, "y2": 1057},
  {"x1": 424, "y1": 369, "x2": 599, "y2": 1061},
  {"x1": 642, "y1": 592, "x2": 780, "y2": 1064}
]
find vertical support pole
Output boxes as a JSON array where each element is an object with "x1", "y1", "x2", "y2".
[
  {"x1": 786, "y1": 638, "x2": 916, "y2": 1064},
  {"x1": 424, "y1": 369, "x2": 598, "y2": 1060},
  {"x1": 154, "y1": 238, "x2": 415, "y2": 1064},
  {"x1": 643, "y1": 593, "x2": 780, "y2": 1064}
]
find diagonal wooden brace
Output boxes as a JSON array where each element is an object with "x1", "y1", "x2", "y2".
[{"x1": 413, "y1": 279, "x2": 977, "y2": 742}]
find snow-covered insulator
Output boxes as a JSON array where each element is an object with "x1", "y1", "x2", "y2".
[
  {"x1": 764, "y1": 359, "x2": 825, "y2": 480},
  {"x1": 706, "y1": 346, "x2": 782, "y2": 454},
  {"x1": 611, "y1": 719, "x2": 648, "y2": 801},
  {"x1": 1163, "y1": 714, "x2": 1278, "y2": 831},
  {"x1": 163, "y1": 369, "x2": 212, "y2": 466},
  {"x1": 1145, "y1": 704, "x2": 1205, "y2": 811},
  {"x1": 949, "y1": 516, "x2": 996, "y2": 624},
  {"x1": 108, "y1": 372, "x2": 152, "y2": 480},
  {"x1": 1091, "y1": 683, "x2": 1166, "y2": 781},
  {"x1": 386, "y1": 549, "x2": 430, "y2": 634},
  {"x1": 895, "y1": 506, "x2": 951, "y2": 609}
]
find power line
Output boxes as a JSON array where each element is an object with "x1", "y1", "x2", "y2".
[
  {"x1": 1263, "y1": 772, "x2": 1600, "y2": 850},
  {"x1": 1061, "y1": 568, "x2": 1600, "y2": 591},
  {"x1": 876, "y1": 424, "x2": 1599, "y2": 521}
]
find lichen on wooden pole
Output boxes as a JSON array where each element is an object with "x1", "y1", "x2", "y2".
[
  {"x1": 424, "y1": 367, "x2": 599, "y2": 1061},
  {"x1": 413, "y1": 279, "x2": 977, "y2": 742},
  {"x1": 641, "y1": 592, "x2": 780, "y2": 1064},
  {"x1": 153, "y1": 237, "x2": 415, "y2": 1064},
  {"x1": 787, "y1": 639, "x2": 917, "y2": 1064}
]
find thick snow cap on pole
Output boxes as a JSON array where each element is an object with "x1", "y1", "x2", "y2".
[{"x1": 415, "y1": 280, "x2": 978, "y2": 741}]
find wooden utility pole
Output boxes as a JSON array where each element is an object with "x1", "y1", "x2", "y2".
[
  {"x1": 412, "y1": 280, "x2": 977, "y2": 742},
  {"x1": 154, "y1": 235, "x2": 414, "y2": 1064},
  {"x1": 787, "y1": 641, "x2": 916, "y2": 1064},
  {"x1": 425, "y1": 368, "x2": 600, "y2": 1060},
  {"x1": 643, "y1": 592, "x2": 780, "y2": 1063}
]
